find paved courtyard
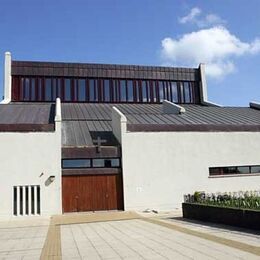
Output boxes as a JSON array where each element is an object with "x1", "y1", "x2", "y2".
[
  {"x1": 0, "y1": 218, "x2": 49, "y2": 259},
  {"x1": 0, "y1": 213, "x2": 260, "y2": 259},
  {"x1": 61, "y1": 219, "x2": 260, "y2": 260}
]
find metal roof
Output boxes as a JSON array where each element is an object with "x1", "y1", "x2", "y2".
[
  {"x1": 12, "y1": 60, "x2": 200, "y2": 81},
  {"x1": 61, "y1": 103, "x2": 260, "y2": 147},
  {"x1": 117, "y1": 104, "x2": 260, "y2": 126},
  {"x1": 0, "y1": 102, "x2": 259, "y2": 141},
  {"x1": 0, "y1": 103, "x2": 55, "y2": 131},
  {"x1": 61, "y1": 103, "x2": 116, "y2": 147}
]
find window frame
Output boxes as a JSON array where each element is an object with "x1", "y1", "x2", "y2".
[
  {"x1": 62, "y1": 158, "x2": 121, "y2": 169},
  {"x1": 13, "y1": 76, "x2": 200, "y2": 104},
  {"x1": 209, "y1": 165, "x2": 260, "y2": 177}
]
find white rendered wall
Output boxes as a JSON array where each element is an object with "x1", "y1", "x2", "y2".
[
  {"x1": 1, "y1": 52, "x2": 12, "y2": 104},
  {"x1": 0, "y1": 127, "x2": 61, "y2": 220},
  {"x1": 121, "y1": 131, "x2": 260, "y2": 211}
]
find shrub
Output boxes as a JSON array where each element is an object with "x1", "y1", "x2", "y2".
[{"x1": 184, "y1": 190, "x2": 260, "y2": 211}]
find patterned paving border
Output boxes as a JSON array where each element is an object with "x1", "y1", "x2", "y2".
[
  {"x1": 40, "y1": 211, "x2": 260, "y2": 259},
  {"x1": 40, "y1": 211, "x2": 140, "y2": 259},
  {"x1": 142, "y1": 217, "x2": 260, "y2": 256},
  {"x1": 40, "y1": 223, "x2": 61, "y2": 260}
]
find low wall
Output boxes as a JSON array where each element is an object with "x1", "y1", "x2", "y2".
[{"x1": 182, "y1": 203, "x2": 260, "y2": 230}]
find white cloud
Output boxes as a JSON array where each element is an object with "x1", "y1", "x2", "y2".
[
  {"x1": 178, "y1": 7, "x2": 201, "y2": 24},
  {"x1": 179, "y1": 7, "x2": 226, "y2": 28},
  {"x1": 161, "y1": 26, "x2": 260, "y2": 78}
]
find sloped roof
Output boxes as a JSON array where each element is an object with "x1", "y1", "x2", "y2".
[
  {"x1": 0, "y1": 103, "x2": 55, "y2": 131},
  {"x1": 61, "y1": 103, "x2": 116, "y2": 147},
  {"x1": 118, "y1": 104, "x2": 260, "y2": 131},
  {"x1": 0, "y1": 102, "x2": 259, "y2": 142},
  {"x1": 61, "y1": 103, "x2": 260, "y2": 147}
]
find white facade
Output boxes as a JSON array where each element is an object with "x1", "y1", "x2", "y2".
[
  {"x1": 0, "y1": 104, "x2": 62, "y2": 220},
  {"x1": 1, "y1": 52, "x2": 260, "y2": 217},
  {"x1": 112, "y1": 111, "x2": 260, "y2": 211},
  {"x1": 1, "y1": 52, "x2": 11, "y2": 104}
]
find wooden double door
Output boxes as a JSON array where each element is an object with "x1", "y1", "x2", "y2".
[{"x1": 62, "y1": 174, "x2": 123, "y2": 213}]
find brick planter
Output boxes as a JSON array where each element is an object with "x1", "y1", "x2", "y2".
[{"x1": 182, "y1": 203, "x2": 260, "y2": 230}]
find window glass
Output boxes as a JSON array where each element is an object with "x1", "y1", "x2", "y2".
[
  {"x1": 45, "y1": 78, "x2": 52, "y2": 101},
  {"x1": 209, "y1": 168, "x2": 221, "y2": 176},
  {"x1": 184, "y1": 82, "x2": 191, "y2": 103},
  {"x1": 73, "y1": 79, "x2": 78, "y2": 101},
  {"x1": 237, "y1": 166, "x2": 250, "y2": 174},
  {"x1": 111, "y1": 159, "x2": 120, "y2": 167},
  {"x1": 251, "y1": 166, "x2": 260, "y2": 173},
  {"x1": 89, "y1": 79, "x2": 96, "y2": 101},
  {"x1": 95, "y1": 80, "x2": 99, "y2": 101},
  {"x1": 52, "y1": 79, "x2": 56, "y2": 100},
  {"x1": 24, "y1": 78, "x2": 30, "y2": 101},
  {"x1": 104, "y1": 160, "x2": 112, "y2": 167},
  {"x1": 142, "y1": 81, "x2": 147, "y2": 102},
  {"x1": 147, "y1": 82, "x2": 151, "y2": 102},
  {"x1": 120, "y1": 80, "x2": 126, "y2": 102},
  {"x1": 78, "y1": 79, "x2": 86, "y2": 101},
  {"x1": 135, "y1": 81, "x2": 140, "y2": 102},
  {"x1": 65, "y1": 79, "x2": 71, "y2": 101},
  {"x1": 20, "y1": 78, "x2": 24, "y2": 100},
  {"x1": 62, "y1": 159, "x2": 91, "y2": 168},
  {"x1": 127, "y1": 80, "x2": 134, "y2": 102},
  {"x1": 57, "y1": 79, "x2": 61, "y2": 98},
  {"x1": 152, "y1": 81, "x2": 157, "y2": 102},
  {"x1": 38, "y1": 79, "x2": 42, "y2": 101},
  {"x1": 209, "y1": 165, "x2": 260, "y2": 176},
  {"x1": 92, "y1": 158, "x2": 120, "y2": 168},
  {"x1": 112, "y1": 80, "x2": 118, "y2": 102},
  {"x1": 179, "y1": 82, "x2": 184, "y2": 103},
  {"x1": 223, "y1": 167, "x2": 237, "y2": 174},
  {"x1": 158, "y1": 81, "x2": 164, "y2": 102},
  {"x1": 92, "y1": 159, "x2": 105, "y2": 167},
  {"x1": 190, "y1": 82, "x2": 194, "y2": 103},
  {"x1": 104, "y1": 79, "x2": 110, "y2": 102},
  {"x1": 31, "y1": 78, "x2": 35, "y2": 101},
  {"x1": 171, "y1": 82, "x2": 178, "y2": 102}
]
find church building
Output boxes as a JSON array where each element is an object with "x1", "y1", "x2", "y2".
[{"x1": 0, "y1": 52, "x2": 260, "y2": 219}]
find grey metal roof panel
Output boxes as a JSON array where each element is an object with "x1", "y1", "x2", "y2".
[
  {"x1": 60, "y1": 103, "x2": 260, "y2": 147},
  {"x1": 113, "y1": 104, "x2": 260, "y2": 126},
  {"x1": 0, "y1": 103, "x2": 55, "y2": 131},
  {"x1": 0, "y1": 103, "x2": 54, "y2": 124},
  {"x1": 12, "y1": 60, "x2": 200, "y2": 82},
  {"x1": 62, "y1": 120, "x2": 114, "y2": 147},
  {"x1": 61, "y1": 103, "x2": 260, "y2": 126},
  {"x1": 61, "y1": 103, "x2": 112, "y2": 121}
]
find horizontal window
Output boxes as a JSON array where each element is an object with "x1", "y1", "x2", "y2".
[
  {"x1": 12, "y1": 76, "x2": 200, "y2": 104},
  {"x1": 92, "y1": 158, "x2": 120, "y2": 168},
  {"x1": 62, "y1": 159, "x2": 91, "y2": 168},
  {"x1": 209, "y1": 165, "x2": 260, "y2": 176},
  {"x1": 62, "y1": 158, "x2": 120, "y2": 169}
]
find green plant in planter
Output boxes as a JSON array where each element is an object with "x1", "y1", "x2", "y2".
[
  {"x1": 186, "y1": 190, "x2": 260, "y2": 211},
  {"x1": 194, "y1": 191, "x2": 202, "y2": 203}
]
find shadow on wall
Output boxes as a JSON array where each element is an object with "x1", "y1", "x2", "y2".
[{"x1": 45, "y1": 175, "x2": 55, "y2": 186}]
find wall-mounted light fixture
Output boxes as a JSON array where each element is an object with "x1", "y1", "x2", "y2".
[{"x1": 48, "y1": 175, "x2": 55, "y2": 182}]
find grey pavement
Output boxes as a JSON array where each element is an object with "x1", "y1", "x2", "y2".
[
  {"x1": 61, "y1": 219, "x2": 260, "y2": 260},
  {"x1": 0, "y1": 214, "x2": 260, "y2": 260},
  {"x1": 163, "y1": 216, "x2": 260, "y2": 247},
  {"x1": 0, "y1": 218, "x2": 49, "y2": 260}
]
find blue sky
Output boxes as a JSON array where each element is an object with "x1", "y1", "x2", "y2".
[{"x1": 0, "y1": 0, "x2": 259, "y2": 106}]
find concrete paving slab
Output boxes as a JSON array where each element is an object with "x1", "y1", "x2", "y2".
[
  {"x1": 51, "y1": 211, "x2": 140, "y2": 225},
  {"x1": 0, "y1": 218, "x2": 49, "y2": 260},
  {"x1": 60, "y1": 219, "x2": 260, "y2": 260}
]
